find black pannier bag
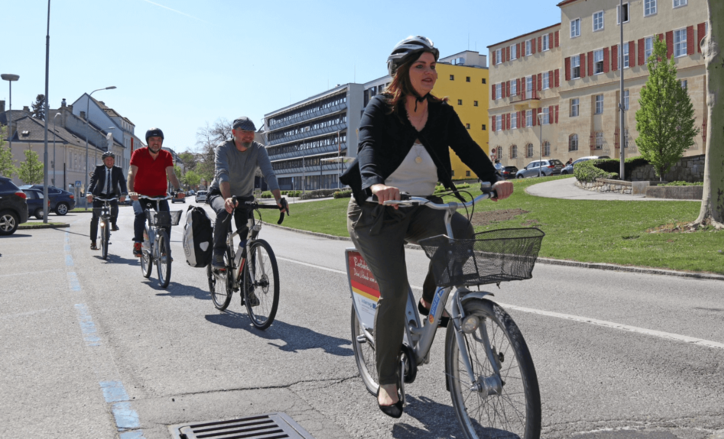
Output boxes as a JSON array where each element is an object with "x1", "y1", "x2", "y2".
[{"x1": 183, "y1": 205, "x2": 213, "y2": 267}]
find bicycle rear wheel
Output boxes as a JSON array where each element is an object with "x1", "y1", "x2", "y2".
[
  {"x1": 445, "y1": 299, "x2": 541, "y2": 439},
  {"x1": 351, "y1": 304, "x2": 379, "y2": 395},
  {"x1": 244, "y1": 239, "x2": 279, "y2": 330},
  {"x1": 208, "y1": 247, "x2": 233, "y2": 311},
  {"x1": 141, "y1": 227, "x2": 153, "y2": 278},
  {"x1": 101, "y1": 218, "x2": 110, "y2": 260},
  {"x1": 156, "y1": 229, "x2": 172, "y2": 288}
]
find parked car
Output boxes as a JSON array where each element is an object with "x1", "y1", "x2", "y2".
[
  {"x1": 560, "y1": 155, "x2": 611, "y2": 175},
  {"x1": 516, "y1": 159, "x2": 565, "y2": 178},
  {"x1": 19, "y1": 184, "x2": 76, "y2": 215},
  {"x1": 195, "y1": 190, "x2": 208, "y2": 203},
  {"x1": 497, "y1": 165, "x2": 519, "y2": 180},
  {"x1": 22, "y1": 188, "x2": 51, "y2": 220},
  {"x1": 0, "y1": 177, "x2": 29, "y2": 235},
  {"x1": 187, "y1": 190, "x2": 195, "y2": 196}
]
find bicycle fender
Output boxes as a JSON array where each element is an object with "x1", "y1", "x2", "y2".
[{"x1": 460, "y1": 291, "x2": 495, "y2": 303}]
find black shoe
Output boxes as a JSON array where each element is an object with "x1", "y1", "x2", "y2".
[
  {"x1": 212, "y1": 254, "x2": 226, "y2": 271},
  {"x1": 376, "y1": 386, "x2": 403, "y2": 418},
  {"x1": 417, "y1": 300, "x2": 450, "y2": 327},
  {"x1": 111, "y1": 224, "x2": 119, "y2": 231},
  {"x1": 90, "y1": 241, "x2": 99, "y2": 250}
]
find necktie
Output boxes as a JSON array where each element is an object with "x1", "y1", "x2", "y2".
[{"x1": 105, "y1": 168, "x2": 111, "y2": 194}]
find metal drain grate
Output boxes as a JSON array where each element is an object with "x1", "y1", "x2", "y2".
[{"x1": 170, "y1": 412, "x2": 314, "y2": 439}]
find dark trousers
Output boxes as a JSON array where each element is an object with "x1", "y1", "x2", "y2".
[
  {"x1": 133, "y1": 199, "x2": 169, "y2": 242},
  {"x1": 90, "y1": 199, "x2": 118, "y2": 242},
  {"x1": 208, "y1": 194, "x2": 252, "y2": 254},
  {"x1": 346, "y1": 198, "x2": 473, "y2": 385}
]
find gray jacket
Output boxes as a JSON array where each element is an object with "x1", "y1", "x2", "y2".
[{"x1": 209, "y1": 140, "x2": 280, "y2": 196}]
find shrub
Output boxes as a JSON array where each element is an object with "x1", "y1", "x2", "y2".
[
  {"x1": 660, "y1": 181, "x2": 703, "y2": 187},
  {"x1": 575, "y1": 156, "x2": 649, "y2": 182},
  {"x1": 574, "y1": 160, "x2": 618, "y2": 182},
  {"x1": 333, "y1": 189, "x2": 352, "y2": 199},
  {"x1": 261, "y1": 191, "x2": 273, "y2": 198}
]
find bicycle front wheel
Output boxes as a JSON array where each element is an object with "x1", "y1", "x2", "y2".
[
  {"x1": 244, "y1": 239, "x2": 279, "y2": 330},
  {"x1": 156, "y1": 229, "x2": 172, "y2": 288},
  {"x1": 101, "y1": 218, "x2": 110, "y2": 260},
  {"x1": 141, "y1": 227, "x2": 153, "y2": 278},
  {"x1": 445, "y1": 299, "x2": 541, "y2": 439},
  {"x1": 350, "y1": 304, "x2": 379, "y2": 395},
  {"x1": 208, "y1": 248, "x2": 233, "y2": 311}
]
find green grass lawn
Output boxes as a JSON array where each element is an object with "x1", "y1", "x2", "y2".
[{"x1": 273, "y1": 176, "x2": 724, "y2": 274}]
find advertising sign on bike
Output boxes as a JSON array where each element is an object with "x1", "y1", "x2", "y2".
[{"x1": 346, "y1": 249, "x2": 380, "y2": 330}]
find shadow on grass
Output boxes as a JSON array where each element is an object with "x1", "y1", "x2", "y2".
[{"x1": 205, "y1": 310, "x2": 353, "y2": 357}]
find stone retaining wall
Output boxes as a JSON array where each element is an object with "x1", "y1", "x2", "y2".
[
  {"x1": 631, "y1": 154, "x2": 705, "y2": 182},
  {"x1": 575, "y1": 179, "x2": 633, "y2": 194}
]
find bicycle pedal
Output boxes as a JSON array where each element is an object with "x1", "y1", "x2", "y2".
[{"x1": 355, "y1": 335, "x2": 367, "y2": 344}]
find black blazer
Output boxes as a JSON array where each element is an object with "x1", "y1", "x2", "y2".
[
  {"x1": 340, "y1": 94, "x2": 499, "y2": 205},
  {"x1": 88, "y1": 165, "x2": 128, "y2": 197}
]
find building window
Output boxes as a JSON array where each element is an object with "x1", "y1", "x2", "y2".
[
  {"x1": 594, "y1": 49, "x2": 604, "y2": 74},
  {"x1": 679, "y1": 79, "x2": 688, "y2": 89},
  {"x1": 571, "y1": 18, "x2": 581, "y2": 38},
  {"x1": 511, "y1": 80, "x2": 517, "y2": 96},
  {"x1": 543, "y1": 141, "x2": 551, "y2": 156},
  {"x1": 542, "y1": 107, "x2": 550, "y2": 125},
  {"x1": 450, "y1": 74, "x2": 455, "y2": 80},
  {"x1": 673, "y1": 0, "x2": 687, "y2": 7},
  {"x1": 496, "y1": 84, "x2": 502, "y2": 100},
  {"x1": 644, "y1": 0, "x2": 657, "y2": 16},
  {"x1": 526, "y1": 76, "x2": 533, "y2": 92},
  {"x1": 482, "y1": 78, "x2": 487, "y2": 84},
  {"x1": 526, "y1": 110, "x2": 533, "y2": 127},
  {"x1": 543, "y1": 34, "x2": 550, "y2": 51},
  {"x1": 674, "y1": 28, "x2": 687, "y2": 57},
  {"x1": 496, "y1": 116, "x2": 502, "y2": 131},
  {"x1": 474, "y1": 100, "x2": 479, "y2": 106},
  {"x1": 593, "y1": 11, "x2": 604, "y2": 32},
  {"x1": 569, "y1": 134, "x2": 579, "y2": 151},
  {"x1": 617, "y1": 3, "x2": 629, "y2": 24},
  {"x1": 624, "y1": 90, "x2": 630, "y2": 110},
  {"x1": 511, "y1": 145, "x2": 518, "y2": 158},
  {"x1": 526, "y1": 40, "x2": 532, "y2": 56},
  {"x1": 495, "y1": 49, "x2": 502, "y2": 64},
  {"x1": 595, "y1": 95, "x2": 604, "y2": 114},
  {"x1": 622, "y1": 43, "x2": 630, "y2": 68},
  {"x1": 482, "y1": 124, "x2": 487, "y2": 130},
  {"x1": 510, "y1": 45, "x2": 517, "y2": 60},
  {"x1": 526, "y1": 144, "x2": 534, "y2": 157},
  {"x1": 571, "y1": 55, "x2": 581, "y2": 79},
  {"x1": 595, "y1": 132, "x2": 604, "y2": 149},
  {"x1": 543, "y1": 72, "x2": 550, "y2": 89},
  {"x1": 458, "y1": 99, "x2": 463, "y2": 105},
  {"x1": 465, "y1": 170, "x2": 471, "y2": 177},
  {"x1": 466, "y1": 76, "x2": 471, "y2": 82},
  {"x1": 645, "y1": 36, "x2": 654, "y2": 60},
  {"x1": 571, "y1": 98, "x2": 580, "y2": 117},
  {"x1": 466, "y1": 123, "x2": 470, "y2": 129},
  {"x1": 511, "y1": 112, "x2": 518, "y2": 129}
]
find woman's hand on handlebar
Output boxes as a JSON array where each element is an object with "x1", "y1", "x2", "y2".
[
  {"x1": 371, "y1": 184, "x2": 401, "y2": 210},
  {"x1": 491, "y1": 181, "x2": 514, "y2": 202},
  {"x1": 224, "y1": 197, "x2": 237, "y2": 214}
]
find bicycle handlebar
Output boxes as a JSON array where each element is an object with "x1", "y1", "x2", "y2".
[
  {"x1": 93, "y1": 196, "x2": 118, "y2": 202},
  {"x1": 231, "y1": 196, "x2": 287, "y2": 225},
  {"x1": 367, "y1": 183, "x2": 497, "y2": 210},
  {"x1": 138, "y1": 195, "x2": 173, "y2": 201}
]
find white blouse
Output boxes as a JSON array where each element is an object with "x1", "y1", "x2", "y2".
[{"x1": 385, "y1": 142, "x2": 438, "y2": 196}]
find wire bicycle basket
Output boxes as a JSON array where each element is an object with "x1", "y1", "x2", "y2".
[
  {"x1": 418, "y1": 228, "x2": 545, "y2": 287},
  {"x1": 146, "y1": 210, "x2": 182, "y2": 227}
]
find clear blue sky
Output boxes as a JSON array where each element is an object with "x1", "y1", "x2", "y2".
[{"x1": 2, "y1": 0, "x2": 561, "y2": 153}]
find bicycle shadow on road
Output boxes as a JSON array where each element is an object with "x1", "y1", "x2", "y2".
[
  {"x1": 151, "y1": 282, "x2": 211, "y2": 301},
  {"x1": 391, "y1": 395, "x2": 467, "y2": 439},
  {"x1": 205, "y1": 310, "x2": 353, "y2": 357},
  {"x1": 93, "y1": 254, "x2": 139, "y2": 266}
]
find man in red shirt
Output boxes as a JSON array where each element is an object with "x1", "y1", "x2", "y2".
[{"x1": 127, "y1": 128, "x2": 184, "y2": 257}]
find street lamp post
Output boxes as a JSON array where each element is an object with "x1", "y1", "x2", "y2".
[
  {"x1": 52, "y1": 112, "x2": 60, "y2": 186},
  {"x1": 1, "y1": 74, "x2": 20, "y2": 153},
  {"x1": 619, "y1": 0, "x2": 626, "y2": 180},
  {"x1": 42, "y1": 0, "x2": 51, "y2": 223},
  {"x1": 83, "y1": 86, "x2": 116, "y2": 210},
  {"x1": 537, "y1": 112, "x2": 544, "y2": 177}
]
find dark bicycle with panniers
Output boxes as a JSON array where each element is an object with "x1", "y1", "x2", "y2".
[{"x1": 207, "y1": 196, "x2": 287, "y2": 330}]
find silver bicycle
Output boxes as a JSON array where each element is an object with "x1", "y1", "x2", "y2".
[
  {"x1": 139, "y1": 195, "x2": 182, "y2": 289},
  {"x1": 93, "y1": 196, "x2": 117, "y2": 260},
  {"x1": 347, "y1": 185, "x2": 544, "y2": 439}
]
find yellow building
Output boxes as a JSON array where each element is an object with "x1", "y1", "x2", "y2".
[{"x1": 363, "y1": 50, "x2": 490, "y2": 180}]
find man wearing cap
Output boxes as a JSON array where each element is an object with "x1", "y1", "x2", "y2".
[{"x1": 208, "y1": 116, "x2": 288, "y2": 270}]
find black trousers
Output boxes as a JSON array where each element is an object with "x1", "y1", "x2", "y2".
[
  {"x1": 208, "y1": 194, "x2": 253, "y2": 254},
  {"x1": 90, "y1": 198, "x2": 118, "y2": 242}
]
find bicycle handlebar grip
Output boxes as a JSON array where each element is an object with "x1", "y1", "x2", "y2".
[
  {"x1": 277, "y1": 198, "x2": 287, "y2": 225},
  {"x1": 369, "y1": 192, "x2": 411, "y2": 203}
]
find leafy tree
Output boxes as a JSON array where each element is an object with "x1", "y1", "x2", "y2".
[
  {"x1": 693, "y1": 1, "x2": 724, "y2": 229},
  {"x1": 182, "y1": 169, "x2": 201, "y2": 188},
  {"x1": 195, "y1": 118, "x2": 233, "y2": 183},
  {"x1": 635, "y1": 38, "x2": 699, "y2": 181},
  {"x1": 31, "y1": 94, "x2": 46, "y2": 120},
  {"x1": 178, "y1": 151, "x2": 198, "y2": 171},
  {"x1": 0, "y1": 126, "x2": 17, "y2": 178},
  {"x1": 17, "y1": 149, "x2": 44, "y2": 184}
]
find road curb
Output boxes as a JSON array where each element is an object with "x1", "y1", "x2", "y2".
[
  {"x1": 261, "y1": 221, "x2": 724, "y2": 281},
  {"x1": 18, "y1": 223, "x2": 70, "y2": 230}
]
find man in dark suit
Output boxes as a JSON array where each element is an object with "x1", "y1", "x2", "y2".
[{"x1": 87, "y1": 151, "x2": 128, "y2": 250}]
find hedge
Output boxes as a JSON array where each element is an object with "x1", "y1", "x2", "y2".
[{"x1": 574, "y1": 156, "x2": 650, "y2": 182}]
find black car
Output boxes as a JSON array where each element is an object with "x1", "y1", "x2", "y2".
[
  {"x1": 0, "y1": 177, "x2": 29, "y2": 235},
  {"x1": 19, "y1": 184, "x2": 76, "y2": 215},
  {"x1": 498, "y1": 166, "x2": 519, "y2": 180},
  {"x1": 23, "y1": 188, "x2": 51, "y2": 220}
]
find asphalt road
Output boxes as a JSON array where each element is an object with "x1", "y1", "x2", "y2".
[{"x1": 1, "y1": 199, "x2": 723, "y2": 439}]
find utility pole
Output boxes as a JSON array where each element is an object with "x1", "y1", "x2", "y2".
[{"x1": 619, "y1": 0, "x2": 626, "y2": 180}]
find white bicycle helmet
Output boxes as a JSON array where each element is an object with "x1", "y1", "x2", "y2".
[{"x1": 387, "y1": 36, "x2": 440, "y2": 77}]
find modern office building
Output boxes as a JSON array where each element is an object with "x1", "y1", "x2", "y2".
[
  {"x1": 364, "y1": 50, "x2": 490, "y2": 180},
  {"x1": 264, "y1": 84, "x2": 364, "y2": 191},
  {"x1": 489, "y1": 0, "x2": 708, "y2": 168}
]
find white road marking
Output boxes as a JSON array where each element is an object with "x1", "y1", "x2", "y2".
[{"x1": 277, "y1": 256, "x2": 724, "y2": 351}]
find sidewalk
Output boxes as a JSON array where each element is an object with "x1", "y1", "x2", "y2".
[{"x1": 525, "y1": 176, "x2": 698, "y2": 201}]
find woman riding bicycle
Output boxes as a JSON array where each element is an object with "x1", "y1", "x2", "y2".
[{"x1": 340, "y1": 36, "x2": 514, "y2": 418}]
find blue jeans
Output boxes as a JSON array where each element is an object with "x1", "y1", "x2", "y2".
[{"x1": 133, "y1": 199, "x2": 169, "y2": 243}]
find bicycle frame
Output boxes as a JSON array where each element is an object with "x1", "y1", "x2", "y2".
[{"x1": 139, "y1": 195, "x2": 172, "y2": 259}]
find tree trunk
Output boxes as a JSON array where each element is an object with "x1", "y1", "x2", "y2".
[{"x1": 693, "y1": 1, "x2": 724, "y2": 228}]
